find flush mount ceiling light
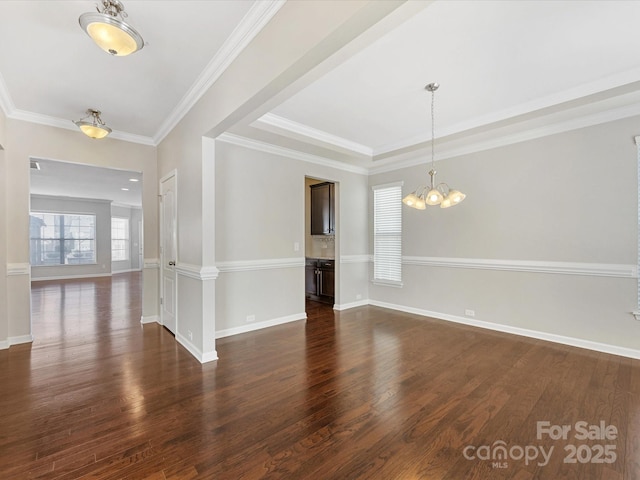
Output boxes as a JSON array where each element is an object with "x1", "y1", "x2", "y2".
[
  {"x1": 402, "y1": 83, "x2": 466, "y2": 210},
  {"x1": 79, "y1": 0, "x2": 144, "y2": 56},
  {"x1": 73, "y1": 109, "x2": 112, "y2": 139}
]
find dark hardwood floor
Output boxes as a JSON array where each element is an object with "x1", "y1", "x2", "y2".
[{"x1": 0, "y1": 272, "x2": 639, "y2": 478}]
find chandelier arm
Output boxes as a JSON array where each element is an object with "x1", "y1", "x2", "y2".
[{"x1": 436, "y1": 182, "x2": 450, "y2": 194}]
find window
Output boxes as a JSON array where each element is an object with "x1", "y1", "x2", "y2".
[
  {"x1": 373, "y1": 182, "x2": 403, "y2": 285},
  {"x1": 111, "y1": 217, "x2": 130, "y2": 262},
  {"x1": 30, "y1": 213, "x2": 96, "y2": 265}
]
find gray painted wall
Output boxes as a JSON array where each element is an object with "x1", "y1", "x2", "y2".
[
  {"x1": 30, "y1": 195, "x2": 112, "y2": 280},
  {"x1": 214, "y1": 140, "x2": 369, "y2": 334},
  {"x1": 369, "y1": 114, "x2": 639, "y2": 351}
]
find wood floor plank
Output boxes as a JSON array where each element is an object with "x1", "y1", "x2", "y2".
[{"x1": 1, "y1": 273, "x2": 639, "y2": 478}]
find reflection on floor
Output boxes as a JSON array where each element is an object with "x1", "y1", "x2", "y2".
[
  {"x1": 305, "y1": 298, "x2": 334, "y2": 321},
  {"x1": 30, "y1": 271, "x2": 142, "y2": 344}
]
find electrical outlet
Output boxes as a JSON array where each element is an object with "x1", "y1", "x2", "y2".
[
  {"x1": 246, "y1": 314, "x2": 255, "y2": 323},
  {"x1": 293, "y1": 242, "x2": 300, "y2": 252},
  {"x1": 188, "y1": 330, "x2": 193, "y2": 340},
  {"x1": 465, "y1": 309, "x2": 475, "y2": 317},
  {"x1": 356, "y1": 294, "x2": 362, "y2": 300}
]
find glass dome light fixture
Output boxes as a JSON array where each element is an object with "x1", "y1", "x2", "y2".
[
  {"x1": 402, "y1": 83, "x2": 466, "y2": 209},
  {"x1": 79, "y1": 0, "x2": 144, "y2": 56},
  {"x1": 73, "y1": 109, "x2": 112, "y2": 139}
]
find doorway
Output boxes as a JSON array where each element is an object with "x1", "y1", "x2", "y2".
[
  {"x1": 304, "y1": 176, "x2": 336, "y2": 312},
  {"x1": 29, "y1": 158, "x2": 144, "y2": 340}
]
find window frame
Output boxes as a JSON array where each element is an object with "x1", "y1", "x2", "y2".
[
  {"x1": 111, "y1": 216, "x2": 130, "y2": 262},
  {"x1": 29, "y1": 212, "x2": 97, "y2": 266},
  {"x1": 372, "y1": 182, "x2": 403, "y2": 287}
]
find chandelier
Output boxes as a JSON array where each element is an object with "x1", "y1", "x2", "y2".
[
  {"x1": 402, "y1": 83, "x2": 466, "y2": 209},
  {"x1": 79, "y1": 0, "x2": 144, "y2": 56}
]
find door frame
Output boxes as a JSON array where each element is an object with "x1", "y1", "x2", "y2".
[{"x1": 304, "y1": 175, "x2": 339, "y2": 306}]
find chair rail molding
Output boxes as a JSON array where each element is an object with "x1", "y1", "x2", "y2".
[
  {"x1": 216, "y1": 257, "x2": 305, "y2": 273},
  {"x1": 143, "y1": 258, "x2": 160, "y2": 269},
  {"x1": 402, "y1": 256, "x2": 636, "y2": 278},
  {"x1": 175, "y1": 263, "x2": 220, "y2": 281},
  {"x1": 7, "y1": 263, "x2": 30, "y2": 276}
]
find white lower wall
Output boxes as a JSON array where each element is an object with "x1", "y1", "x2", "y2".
[
  {"x1": 7, "y1": 270, "x2": 32, "y2": 343},
  {"x1": 370, "y1": 261, "x2": 638, "y2": 352},
  {"x1": 215, "y1": 263, "x2": 305, "y2": 335},
  {"x1": 335, "y1": 256, "x2": 370, "y2": 309}
]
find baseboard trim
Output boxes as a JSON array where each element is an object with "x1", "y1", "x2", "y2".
[
  {"x1": 113, "y1": 268, "x2": 142, "y2": 274},
  {"x1": 140, "y1": 315, "x2": 160, "y2": 325},
  {"x1": 368, "y1": 300, "x2": 640, "y2": 360},
  {"x1": 31, "y1": 273, "x2": 111, "y2": 282},
  {"x1": 216, "y1": 312, "x2": 306, "y2": 339},
  {"x1": 334, "y1": 299, "x2": 369, "y2": 311},
  {"x1": 0, "y1": 334, "x2": 34, "y2": 348},
  {"x1": 0, "y1": 336, "x2": 33, "y2": 349},
  {"x1": 176, "y1": 333, "x2": 218, "y2": 364}
]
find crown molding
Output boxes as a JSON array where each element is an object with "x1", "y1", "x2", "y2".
[
  {"x1": 8, "y1": 108, "x2": 156, "y2": 146},
  {"x1": 0, "y1": 69, "x2": 156, "y2": 145},
  {"x1": 255, "y1": 113, "x2": 373, "y2": 156},
  {"x1": 0, "y1": 1, "x2": 285, "y2": 147},
  {"x1": 217, "y1": 132, "x2": 369, "y2": 175},
  {"x1": 374, "y1": 68, "x2": 640, "y2": 157},
  {"x1": 369, "y1": 98, "x2": 640, "y2": 175},
  {"x1": 242, "y1": 87, "x2": 640, "y2": 177},
  {"x1": 153, "y1": 0, "x2": 286, "y2": 145}
]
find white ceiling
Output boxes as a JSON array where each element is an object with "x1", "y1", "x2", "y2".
[
  {"x1": 4, "y1": 0, "x2": 640, "y2": 201},
  {"x1": 0, "y1": 0, "x2": 272, "y2": 143},
  {"x1": 264, "y1": 0, "x2": 640, "y2": 156},
  {"x1": 30, "y1": 158, "x2": 143, "y2": 207}
]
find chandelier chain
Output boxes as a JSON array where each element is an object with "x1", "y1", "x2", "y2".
[{"x1": 430, "y1": 86, "x2": 435, "y2": 169}]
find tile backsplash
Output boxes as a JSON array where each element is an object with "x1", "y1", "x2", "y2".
[{"x1": 307, "y1": 235, "x2": 335, "y2": 259}]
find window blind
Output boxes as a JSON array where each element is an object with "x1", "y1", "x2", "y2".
[{"x1": 373, "y1": 183, "x2": 402, "y2": 284}]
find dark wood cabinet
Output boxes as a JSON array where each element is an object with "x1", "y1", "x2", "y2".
[
  {"x1": 319, "y1": 261, "x2": 334, "y2": 298},
  {"x1": 305, "y1": 260, "x2": 318, "y2": 297},
  {"x1": 310, "y1": 182, "x2": 335, "y2": 235},
  {"x1": 305, "y1": 258, "x2": 334, "y2": 304}
]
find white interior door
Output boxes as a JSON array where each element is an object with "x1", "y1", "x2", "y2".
[{"x1": 160, "y1": 173, "x2": 177, "y2": 334}]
